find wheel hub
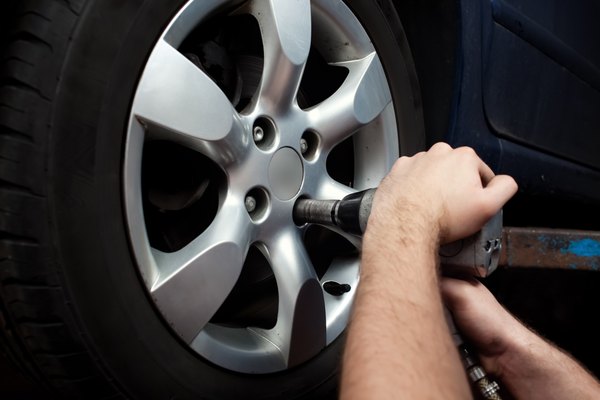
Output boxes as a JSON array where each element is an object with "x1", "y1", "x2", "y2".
[
  {"x1": 269, "y1": 147, "x2": 304, "y2": 200},
  {"x1": 124, "y1": 0, "x2": 400, "y2": 374}
]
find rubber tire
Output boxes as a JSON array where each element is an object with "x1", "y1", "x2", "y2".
[{"x1": 0, "y1": 0, "x2": 425, "y2": 398}]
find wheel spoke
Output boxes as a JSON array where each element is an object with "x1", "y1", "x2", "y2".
[
  {"x1": 150, "y1": 198, "x2": 252, "y2": 343},
  {"x1": 250, "y1": 0, "x2": 311, "y2": 110},
  {"x1": 317, "y1": 177, "x2": 355, "y2": 200},
  {"x1": 124, "y1": 0, "x2": 404, "y2": 374},
  {"x1": 308, "y1": 53, "x2": 391, "y2": 152},
  {"x1": 132, "y1": 39, "x2": 246, "y2": 165},
  {"x1": 259, "y1": 229, "x2": 326, "y2": 367}
]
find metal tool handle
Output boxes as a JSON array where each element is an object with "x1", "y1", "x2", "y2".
[
  {"x1": 439, "y1": 211, "x2": 503, "y2": 278},
  {"x1": 294, "y1": 190, "x2": 504, "y2": 278},
  {"x1": 445, "y1": 308, "x2": 503, "y2": 400}
]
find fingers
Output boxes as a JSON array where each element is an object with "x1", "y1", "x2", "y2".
[
  {"x1": 437, "y1": 144, "x2": 495, "y2": 185},
  {"x1": 477, "y1": 159, "x2": 496, "y2": 186},
  {"x1": 482, "y1": 174, "x2": 519, "y2": 214},
  {"x1": 441, "y1": 277, "x2": 521, "y2": 366},
  {"x1": 441, "y1": 277, "x2": 489, "y2": 311},
  {"x1": 450, "y1": 144, "x2": 518, "y2": 216},
  {"x1": 454, "y1": 146, "x2": 495, "y2": 185},
  {"x1": 386, "y1": 142, "x2": 517, "y2": 241}
]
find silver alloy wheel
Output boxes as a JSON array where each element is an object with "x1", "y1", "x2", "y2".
[{"x1": 124, "y1": 0, "x2": 399, "y2": 373}]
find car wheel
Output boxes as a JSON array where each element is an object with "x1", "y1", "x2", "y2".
[{"x1": 0, "y1": 0, "x2": 424, "y2": 398}]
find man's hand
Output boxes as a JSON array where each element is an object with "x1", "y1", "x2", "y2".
[
  {"x1": 341, "y1": 143, "x2": 518, "y2": 400},
  {"x1": 441, "y1": 278, "x2": 525, "y2": 374},
  {"x1": 442, "y1": 277, "x2": 600, "y2": 400},
  {"x1": 370, "y1": 142, "x2": 517, "y2": 243}
]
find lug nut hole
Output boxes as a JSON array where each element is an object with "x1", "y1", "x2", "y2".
[
  {"x1": 245, "y1": 187, "x2": 269, "y2": 221},
  {"x1": 253, "y1": 117, "x2": 276, "y2": 150},
  {"x1": 300, "y1": 130, "x2": 319, "y2": 160}
]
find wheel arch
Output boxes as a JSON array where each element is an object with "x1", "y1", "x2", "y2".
[{"x1": 392, "y1": 0, "x2": 461, "y2": 147}]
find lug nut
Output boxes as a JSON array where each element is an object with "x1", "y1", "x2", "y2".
[
  {"x1": 245, "y1": 196, "x2": 257, "y2": 213},
  {"x1": 253, "y1": 126, "x2": 264, "y2": 142},
  {"x1": 300, "y1": 138, "x2": 308, "y2": 154}
]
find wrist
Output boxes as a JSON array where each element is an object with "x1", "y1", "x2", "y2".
[
  {"x1": 360, "y1": 199, "x2": 442, "y2": 302},
  {"x1": 362, "y1": 206, "x2": 438, "y2": 274},
  {"x1": 366, "y1": 194, "x2": 441, "y2": 246},
  {"x1": 495, "y1": 323, "x2": 561, "y2": 386}
]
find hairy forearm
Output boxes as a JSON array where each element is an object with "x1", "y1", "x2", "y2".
[
  {"x1": 340, "y1": 208, "x2": 472, "y2": 399},
  {"x1": 498, "y1": 328, "x2": 600, "y2": 400}
]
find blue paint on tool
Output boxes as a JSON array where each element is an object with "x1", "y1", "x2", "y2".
[{"x1": 561, "y1": 239, "x2": 600, "y2": 258}]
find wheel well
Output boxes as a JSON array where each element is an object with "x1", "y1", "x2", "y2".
[{"x1": 392, "y1": 0, "x2": 460, "y2": 147}]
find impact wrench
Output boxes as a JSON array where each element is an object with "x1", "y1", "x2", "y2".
[{"x1": 293, "y1": 188, "x2": 504, "y2": 400}]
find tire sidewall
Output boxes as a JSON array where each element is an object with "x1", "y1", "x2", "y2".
[
  {"x1": 345, "y1": 0, "x2": 425, "y2": 156},
  {"x1": 49, "y1": 0, "x2": 423, "y2": 398}
]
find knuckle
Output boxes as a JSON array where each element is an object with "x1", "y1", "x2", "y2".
[
  {"x1": 392, "y1": 156, "x2": 409, "y2": 169},
  {"x1": 430, "y1": 142, "x2": 452, "y2": 152},
  {"x1": 456, "y1": 146, "x2": 477, "y2": 157}
]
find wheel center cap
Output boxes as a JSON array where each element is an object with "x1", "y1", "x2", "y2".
[{"x1": 269, "y1": 147, "x2": 304, "y2": 200}]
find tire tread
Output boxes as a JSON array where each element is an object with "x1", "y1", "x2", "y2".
[{"x1": 0, "y1": 1, "x2": 121, "y2": 398}]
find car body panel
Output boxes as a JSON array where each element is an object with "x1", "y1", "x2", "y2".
[
  {"x1": 484, "y1": 0, "x2": 600, "y2": 170},
  {"x1": 447, "y1": 0, "x2": 600, "y2": 203}
]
